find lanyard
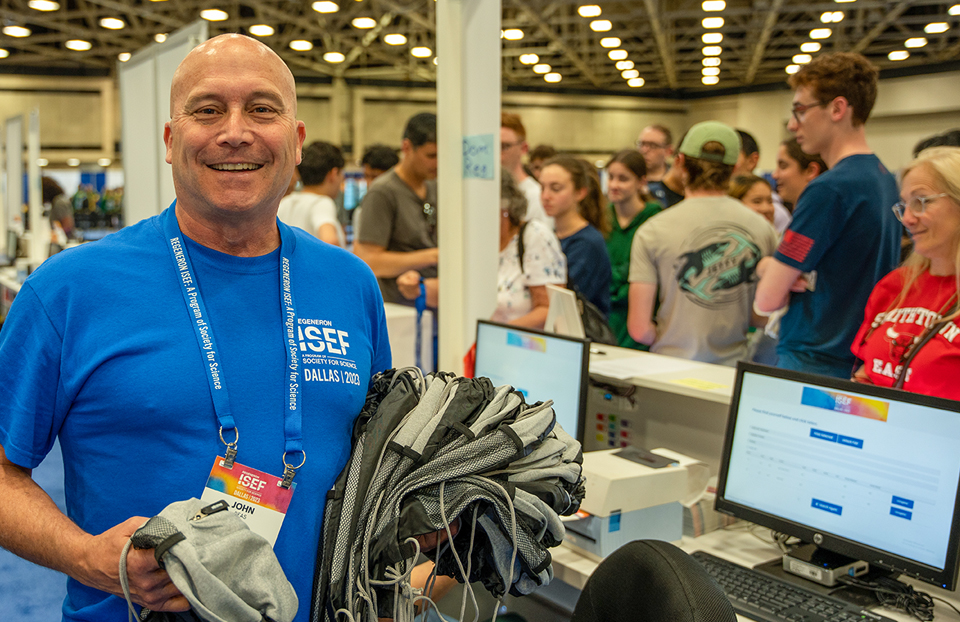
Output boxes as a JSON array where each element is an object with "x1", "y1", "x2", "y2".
[{"x1": 161, "y1": 206, "x2": 305, "y2": 488}]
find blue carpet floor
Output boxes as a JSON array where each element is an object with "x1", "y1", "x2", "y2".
[{"x1": 0, "y1": 440, "x2": 68, "y2": 619}]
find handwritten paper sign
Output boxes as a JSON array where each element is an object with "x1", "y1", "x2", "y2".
[{"x1": 463, "y1": 134, "x2": 495, "y2": 179}]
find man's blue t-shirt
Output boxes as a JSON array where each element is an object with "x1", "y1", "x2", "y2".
[
  {"x1": 560, "y1": 224, "x2": 612, "y2": 317},
  {"x1": 774, "y1": 154, "x2": 901, "y2": 375},
  {"x1": 0, "y1": 207, "x2": 391, "y2": 621}
]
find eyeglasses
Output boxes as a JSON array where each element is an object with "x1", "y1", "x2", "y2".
[
  {"x1": 892, "y1": 193, "x2": 949, "y2": 222},
  {"x1": 791, "y1": 100, "x2": 826, "y2": 123},
  {"x1": 636, "y1": 140, "x2": 667, "y2": 150},
  {"x1": 501, "y1": 141, "x2": 521, "y2": 151}
]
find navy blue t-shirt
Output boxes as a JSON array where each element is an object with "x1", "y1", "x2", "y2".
[{"x1": 560, "y1": 224, "x2": 612, "y2": 317}]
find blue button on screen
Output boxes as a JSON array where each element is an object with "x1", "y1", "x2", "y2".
[
  {"x1": 890, "y1": 507, "x2": 913, "y2": 520},
  {"x1": 892, "y1": 496, "x2": 915, "y2": 509},
  {"x1": 838, "y1": 435, "x2": 864, "y2": 449},
  {"x1": 810, "y1": 429, "x2": 838, "y2": 442},
  {"x1": 811, "y1": 498, "x2": 843, "y2": 515}
]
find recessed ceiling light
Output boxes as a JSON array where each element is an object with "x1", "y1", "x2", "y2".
[
  {"x1": 590, "y1": 20, "x2": 612, "y2": 32},
  {"x1": 154, "y1": 33, "x2": 167, "y2": 43},
  {"x1": 925, "y1": 22, "x2": 949, "y2": 34},
  {"x1": 800, "y1": 42, "x2": 821, "y2": 53},
  {"x1": 66, "y1": 158, "x2": 80, "y2": 167},
  {"x1": 411, "y1": 46, "x2": 432, "y2": 58},
  {"x1": 0, "y1": 49, "x2": 9, "y2": 59},
  {"x1": 702, "y1": 67, "x2": 720, "y2": 76},
  {"x1": 792, "y1": 54, "x2": 812, "y2": 64},
  {"x1": 249, "y1": 24, "x2": 275, "y2": 37},
  {"x1": 702, "y1": 57, "x2": 721, "y2": 67},
  {"x1": 97, "y1": 158, "x2": 111, "y2": 167},
  {"x1": 600, "y1": 37, "x2": 621, "y2": 48},
  {"x1": 702, "y1": 33, "x2": 723, "y2": 44},
  {"x1": 702, "y1": 1, "x2": 725, "y2": 10},
  {"x1": 519, "y1": 53, "x2": 539, "y2": 65},
  {"x1": 118, "y1": 52, "x2": 131, "y2": 62},
  {"x1": 323, "y1": 52, "x2": 345, "y2": 63},
  {"x1": 905, "y1": 37, "x2": 928, "y2": 48},
  {"x1": 608, "y1": 49, "x2": 628, "y2": 60},
  {"x1": 313, "y1": 1, "x2": 339, "y2": 13},
  {"x1": 533, "y1": 63, "x2": 551, "y2": 74},
  {"x1": 28, "y1": 0, "x2": 59, "y2": 10},
  {"x1": 810, "y1": 28, "x2": 832, "y2": 39},
  {"x1": 384, "y1": 33, "x2": 407, "y2": 45},
  {"x1": 544, "y1": 72, "x2": 562, "y2": 83},
  {"x1": 502, "y1": 29, "x2": 524, "y2": 40},
  {"x1": 621, "y1": 69, "x2": 640, "y2": 79},
  {"x1": 3, "y1": 26, "x2": 32, "y2": 38},
  {"x1": 36, "y1": 157, "x2": 48, "y2": 167},
  {"x1": 615, "y1": 60, "x2": 634, "y2": 70},
  {"x1": 65, "y1": 39, "x2": 92, "y2": 51},
  {"x1": 702, "y1": 17, "x2": 724, "y2": 28},
  {"x1": 834, "y1": 0, "x2": 855, "y2": 3},
  {"x1": 702, "y1": 75, "x2": 719, "y2": 85},
  {"x1": 433, "y1": 57, "x2": 438, "y2": 65},
  {"x1": 950, "y1": 4, "x2": 960, "y2": 16},
  {"x1": 627, "y1": 77, "x2": 645, "y2": 87},
  {"x1": 821, "y1": 11, "x2": 844, "y2": 23},
  {"x1": 100, "y1": 17, "x2": 125, "y2": 30},
  {"x1": 578, "y1": 5, "x2": 602, "y2": 18},
  {"x1": 888, "y1": 50, "x2": 910, "y2": 61},
  {"x1": 785, "y1": 64, "x2": 800, "y2": 74},
  {"x1": 200, "y1": 9, "x2": 228, "y2": 21},
  {"x1": 702, "y1": 46, "x2": 723, "y2": 56},
  {"x1": 289, "y1": 40, "x2": 313, "y2": 51},
  {"x1": 352, "y1": 17, "x2": 376, "y2": 29}
]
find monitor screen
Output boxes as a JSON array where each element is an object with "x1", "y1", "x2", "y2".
[
  {"x1": 474, "y1": 320, "x2": 588, "y2": 443},
  {"x1": 716, "y1": 362, "x2": 960, "y2": 589}
]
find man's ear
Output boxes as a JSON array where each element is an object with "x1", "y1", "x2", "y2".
[{"x1": 163, "y1": 123, "x2": 174, "y2": 165}]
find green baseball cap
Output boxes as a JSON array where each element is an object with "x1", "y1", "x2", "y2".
[{"x1": 678, "y1": 121, "x2": 741, "y2": 166}]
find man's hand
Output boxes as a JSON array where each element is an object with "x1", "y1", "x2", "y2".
[
  {"x1": 413, "y1": 517, "x2": 461, "y2": 553},
  {"x1": 396, "y1": 271, "x2": 422, "y2": 301}
]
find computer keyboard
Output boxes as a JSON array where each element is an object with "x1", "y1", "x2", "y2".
[{"x1": 691, "y1": 550, "x2": 895, "y2": 622}]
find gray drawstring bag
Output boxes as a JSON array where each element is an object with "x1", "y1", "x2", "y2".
[{"x1": 119, "y1": 498, "x2": 298, "y2": 622}]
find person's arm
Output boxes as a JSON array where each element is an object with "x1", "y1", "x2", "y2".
[
  {"x1": 851, "y1": 365, "x2": 873, "y2": 384},
  {"x1": 627, "y1": 282, "x2": 658, "y2": 345},
  {"x1": 411, "y1": 561, "x2": 459, "y2": 613},
  {"x1": 396, "y1": 271, "x2": 438, "y2": 308},
  {"x1": 754, "y1": 256, "x2": 807, "y2": 314},
  {"x1": 508, "y1": 285, "x2": 550, "y2": 329},
  {"x1": 0, "y1": 444, "x2": 189, "y2": 611},
  {"x1": 317, "y1": 224, "x2": 341, "y2": 247},
  {"x1": 354, "y1": 243, "x2": 439, "y2": 279}
]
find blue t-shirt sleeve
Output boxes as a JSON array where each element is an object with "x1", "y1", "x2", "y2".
[
  {"x1": 775, "y1": 181, "x2": 847, "y2": 271},
  {"x1": 563, "y1": 228, "x2": 612, "y2": 316},
  {"x1": 371, "y1": 289, "x2": 393, "y2": 380},
  {"x1": 0, "y1": 283, "x2": 63, "y2": 469}
]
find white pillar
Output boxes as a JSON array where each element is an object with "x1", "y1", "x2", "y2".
[{"x1": 436, "y1": 0, "x2": 501, "y2": 373}]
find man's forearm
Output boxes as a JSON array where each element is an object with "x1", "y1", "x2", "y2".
[{"x1": 355, "y1": 246, "x2": 438, "y2": 278}]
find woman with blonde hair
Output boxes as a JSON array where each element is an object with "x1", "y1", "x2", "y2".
[{"x1": 851, "y1": 147, "x2": 960, "y2": 398}]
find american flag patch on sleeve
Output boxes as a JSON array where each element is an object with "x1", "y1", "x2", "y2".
[{"x1": 778, "y1": 230, "x2": 815, "y2": 264}]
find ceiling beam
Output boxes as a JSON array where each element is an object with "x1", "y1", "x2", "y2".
[
  {"x1": 508, "y1": 0, "x2": 602, "y2": 88},
  {"x1": 745, "y1": 0, "x2": 785, "y2": 84},
  {"x1": 337, "y1": 12, "x2": 396, "y2": 77},
  {"x1": 642, "y1": 0, "x2": 678, "y2": 89},
  {"x1": 850, "y1": 0, "x2": 913, "y2": 53}
]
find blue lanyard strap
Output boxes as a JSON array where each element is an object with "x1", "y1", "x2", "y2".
[{"x1": 162, "y1": 207, "x2": 305, "y2": 486}]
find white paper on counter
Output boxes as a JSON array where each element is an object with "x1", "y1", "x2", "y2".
[{"x1": 590, "y1": 356, "x2": 702, "y2": 380}]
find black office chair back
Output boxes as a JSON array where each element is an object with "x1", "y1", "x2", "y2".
[{"x1": 570, "y1": 540, "x2": 736, "y2": 622}]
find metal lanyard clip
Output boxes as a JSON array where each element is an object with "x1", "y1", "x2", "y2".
[
  {"x1": 279, "y1": 450, "x2": 306, "y2": 489},
  {"x1": 220, "y1": 426, "x2": 239, "y2": 469}
]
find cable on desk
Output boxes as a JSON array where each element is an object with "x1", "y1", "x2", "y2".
[{"x1": 838, "y1": 575, "x2": 935, "y2": 621}]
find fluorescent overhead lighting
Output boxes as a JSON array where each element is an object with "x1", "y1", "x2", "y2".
[
  {"x1": 951, "y1": 4, "x2": 960, "y2": 16},
  {"x1": 154, "y1": 33, "x2": 167, "y2": 43},
  {"x1": 544, "y1": 72, "x2": 562, "y2": 83},
  {"x1": 608, "y1": 49, "x2": 628, "y2": 60},
  {"x1": 702, "y1": 46, "x2": 722, "y2": 56},
  {"x1": 785, "y1": 64, "x2": 800, "y2": 74},
  {"x1": 411, "y1": 46, "x2": 432, "y2": 58},
  {"x1": 800, "y1": 42, "x2": 821, "y2": 53},
  {"x1": 3, "y1": 26, "x2": 31, "y2": 37},
  {"x1": 702, "y1": 67, "x2": 720, "y2": 76},
  {"x1": 925, "y1": 22, "x2": 949, "y2": 34},
  {"x1": 503, "y1": 29, "x2": 524, "y2": 40},
  {"x1": 590, "y1": 20, "x2": 612, "y2": 32},
  {"x1": 67, "y1": 158, "x2": 80, "y2": 167},
  {"x1": 36, "y1": 158, "x2": 48, "y2": 167},
  {"x1": 702, "y1": 33, "x2": 723, "y2": 44},
  {"x1": 323, "y1": 52, "x2": 345, "y2": 63},
  {"x1": 118, "y1": 52, "x2": 131, "y2": 62},
  {"x1": 65, "y1": 39, "x2": 92, "y2": 51},
  {"x1": 792, "y1": 54, "x2": 812, "y2": 64},
  {"x1": 834, "y1": 0, "x2": 856, "y2": 3},
  {"x1": 702, "y1": 1, "x2": 725, "y2": 10},
  {"x1": 615, "y1": 60, "x2": 634, "y2": 70},
  {"x1": 600, "y1": 37, "x2": 621, "y2": 48},
  {"x1": 702, "y1": 17, "x2": 724, "y2": 28},
  {"x1": 809, "y1": 28, "x2": 832, "y2": 39},
  {"x1": 383, "y1": 33, "x2": 407, "y2": 45},
  {"x1": 702, "y1": 57, "x2": 721, "y2": 66},
  {"x1": 821, "y1": 11, "x2": 843, "y2": 22},
  {"x1": 578, "y1": 5, "x2": 602, "y2": 18},
  {"x1": 433, "y1": 57, "x2": 438, "y2": 65},
  {"x1": 832, "y1": 11, "x2": 844, "y2": 21},
  {"x1": 627, "y1": 77, "x2": 645, "y2": 87},
  {"x1": 249, "y1": 24, "x2": 275, "y2": 37},
  {"x1": 352, "y1": 17, "x2": 376, "y2": 29},
  {"x1": 200, "y1": 9, "x2": 228, "y2": 21},
  {"x1": 98, "y1": 158, "x2": 111, "y2": 167},
  {"x1": 888, "y1": 50, "x2": 910, "y2": 61},
  {"x1": 702, "y1": 76, "x2": 719, "y2": 85},
  {"x1": 621, "y1": 69, "x2": 640, "y2": 79},
  {"x1": 289, "y1": 40, "x2": 313, "y2": 51},
  {"x1": 533, "y1": 63, "x2": 551, "y2": 74},
  {"x1": 905, "y1": 37, "x2": 927, "y2": 48},
  {"x1": 0, "y1": 49, "x2": 8, "y2": 58},
  {"x1": 519, "y1": 53, "x2": 539, "y2": 64},
  {"x1": 28, "y1": 0, "x2": 59, "y2": 10},
  {"x1": 100, "y1": 17, "x2": 125, "y2": 30},
  {"x1": 313, "y1": 1, "x2": 338, "y2": 12}
]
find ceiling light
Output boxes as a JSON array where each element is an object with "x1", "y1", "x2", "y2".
[
  {"x1": 608, "y1": 49, "x2": 628, "y2": 60},
  {"x1": 834, "y1": 0, "x2": 856, "y2": 3},
  {"x1": 519, "y1": 53, "x2": 539, "y2": 64},
  {"x1": 702, "y1": 33, "x2": 723, "y2": 44},
  {"x1": 888, "y1": 50, "x2": 910, "y2": 61},
  {"x1": 66, "y1": 158, "x2": 80, "y2": 167},
  {"x1": 821, "y1": 11, "x2": 843, "y2": 23},
  {"x1": 97, "y1": 158, "x2": 111, "y2": 167},
  {"x1": 544, "y1": 73, "x2": 562, "y2": 83},
  {"x1": 810, "y1": 28, "x2": 832, "y2": 39},
  {"x1": 323, "y1": 52, "x2": 345, "y2": 63},
  {"x1": 785, "y1": 64, "x2": 800, "y2": 74},
  {"x1": 702, "y1": 76, "x2": 719, "y2": 85},
  {"x1": 951, "y1": 4, "x2": 960, "y2": 16},
  {"x1": 615, "y1": 60, "x2": 634, "y2": 70},
  {"x1": 200, "y1": 9, "x2": 228, "y2": 21},
  {"x1": 100, "y1": 17, "x2": 125, "y2": 30},
  {"x1": 28, "y1": 0, "x2": 59, "y2": 10},
  {"x1": 118, "y1": 52, "x2": 130, "y2": 62},
  {"x1": 313, "y1": 1, "x2": 339, "y2": 13},
  {"x1": 289, "y1": 40, "x2": 313, "y2": 51},
  {"x1": 249, "y1": 24, "x2": 275, "y2": 37},
  {"x1": 3, "y1": 26, "x2": 31, "y2": 38},
  {"x1": 590, "y1": 20, "x2": 612, "y2": 32},
  {"x1": 702, "y1": 1, "x2": 726, "y2": 10},
  {"x1": 65, "y1": 39, "x2": 92, "y2": 51},
  {"x1": 154, "y1": 33, "x2": 167, "y2": 43},
  {"x1": 433, "y1": 57, "x2": 438, "y2": 65},
  {"x1": 702, "y1": 57, "x2": 721, "y2": 66},
  {"x1": 384, "y1": 33, "x2": 407, "y2": 45},
  {"x1": 621, "y1": 69, "x2": 640, "y2": 79},
  {"x1": 352, "y1": 17, "x2": 376, "y2": 29},
  {"x1": 792, "y1": 54, "x2": 812, "y2": 64},
  {"x1": 800, "y1": 42, "x2": 821, "y2": 53},
  {"x1": 36, "y1": 158, "x2": 48, "y2": 167},
  {"x1": 925, "y1": 22, "x2": 949, "y2": 34},
  {"x1": 702, "y1": 46, "x2": 722, "y2": 56},
  {"x1": 533, "y1": 63, "x2": 551, "y2": 74},
  {"x1": 832, "y1": 11, "x2": 844, "y2": 21},
  {"x1": 578, "y1": 5, "x2": 602, "y2": 18},
  {"x1": 502, "y1": 29, "x2": 523, "y2": 40},
  {"x1": 0, "y1": 49, "x2": 8, "y2": 59},
  {"x1": 905, "y1": 37, "x2": 928, "y2": 48},
  {"x1": 411, "y1": 46, "x2": 432, "y2": 58},
  {"x1": 627, "y1": 77, "x2": 645, "y2": 87},
  {"x1": 703, "y1": 67, "x2": 720, "y2": 76},
  {"x1": 702, "y1": 17, "x2": 724, "y2": 28},
  {"x1": 600, "y1": 37, "x2": 621, "y2": 48}
]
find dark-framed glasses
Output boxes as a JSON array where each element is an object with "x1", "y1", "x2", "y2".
[
  {"x1": 636, "y1": 140, "x2": 666, "y2": 150},
  {"x1": 892, "y1": 193, "x2": 948, "y2": 222},
  {"x1": 790, "y1": 100, "x2": 825, "y2": 123}
]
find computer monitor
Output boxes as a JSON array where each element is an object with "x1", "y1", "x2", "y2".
[
  {"x1": 474, "y1": 320, "x2": 588, "y2": 443},
  {"x1": 716, "y1": 362, "x2": 960, "y2": 590},
  {"x1": 543, "y1": 284, "x2": 585, "y2": 339}
]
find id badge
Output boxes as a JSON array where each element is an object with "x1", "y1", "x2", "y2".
[{"x1": 201, "y1": 457, "x2": 296, "y2": 547}]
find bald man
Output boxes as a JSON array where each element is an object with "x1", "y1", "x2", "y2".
[{"x1": 0, "y1": 34, "x2": 392, "y2": 621}]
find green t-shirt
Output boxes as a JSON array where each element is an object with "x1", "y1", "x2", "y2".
[{"x1": 605, "y1": 202, "x2": 661, "y2": 349}]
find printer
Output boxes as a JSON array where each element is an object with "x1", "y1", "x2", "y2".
[{"x1": 563, "y1": 447, "x2": 695, "y2": 561}]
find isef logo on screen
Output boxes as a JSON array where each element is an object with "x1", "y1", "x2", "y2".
[{"x1": 297, "y1": 321, "x2": 350, "y2": 356}]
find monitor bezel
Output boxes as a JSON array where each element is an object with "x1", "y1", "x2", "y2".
[
  {"x1": 716, "y1": 361, "x2": 960, "y2": 590},
  {"x1": 474, "y1": 319, "x2": 590, "y2": 445}
]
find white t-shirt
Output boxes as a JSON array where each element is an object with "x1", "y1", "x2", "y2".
[
  {"x1": 277, "y1": 192, "x2": 345, "y2": 247},
  {"x1": 518, "y1": 175, "x2": 553, "y2": 229},
  {"x1": 492, "y1": 219, "x2": 567, "y2": 323}
]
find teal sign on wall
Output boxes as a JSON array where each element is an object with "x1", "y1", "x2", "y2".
[{"x1": 463, "y1": 134, "x2": 495, "y2": 179}]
